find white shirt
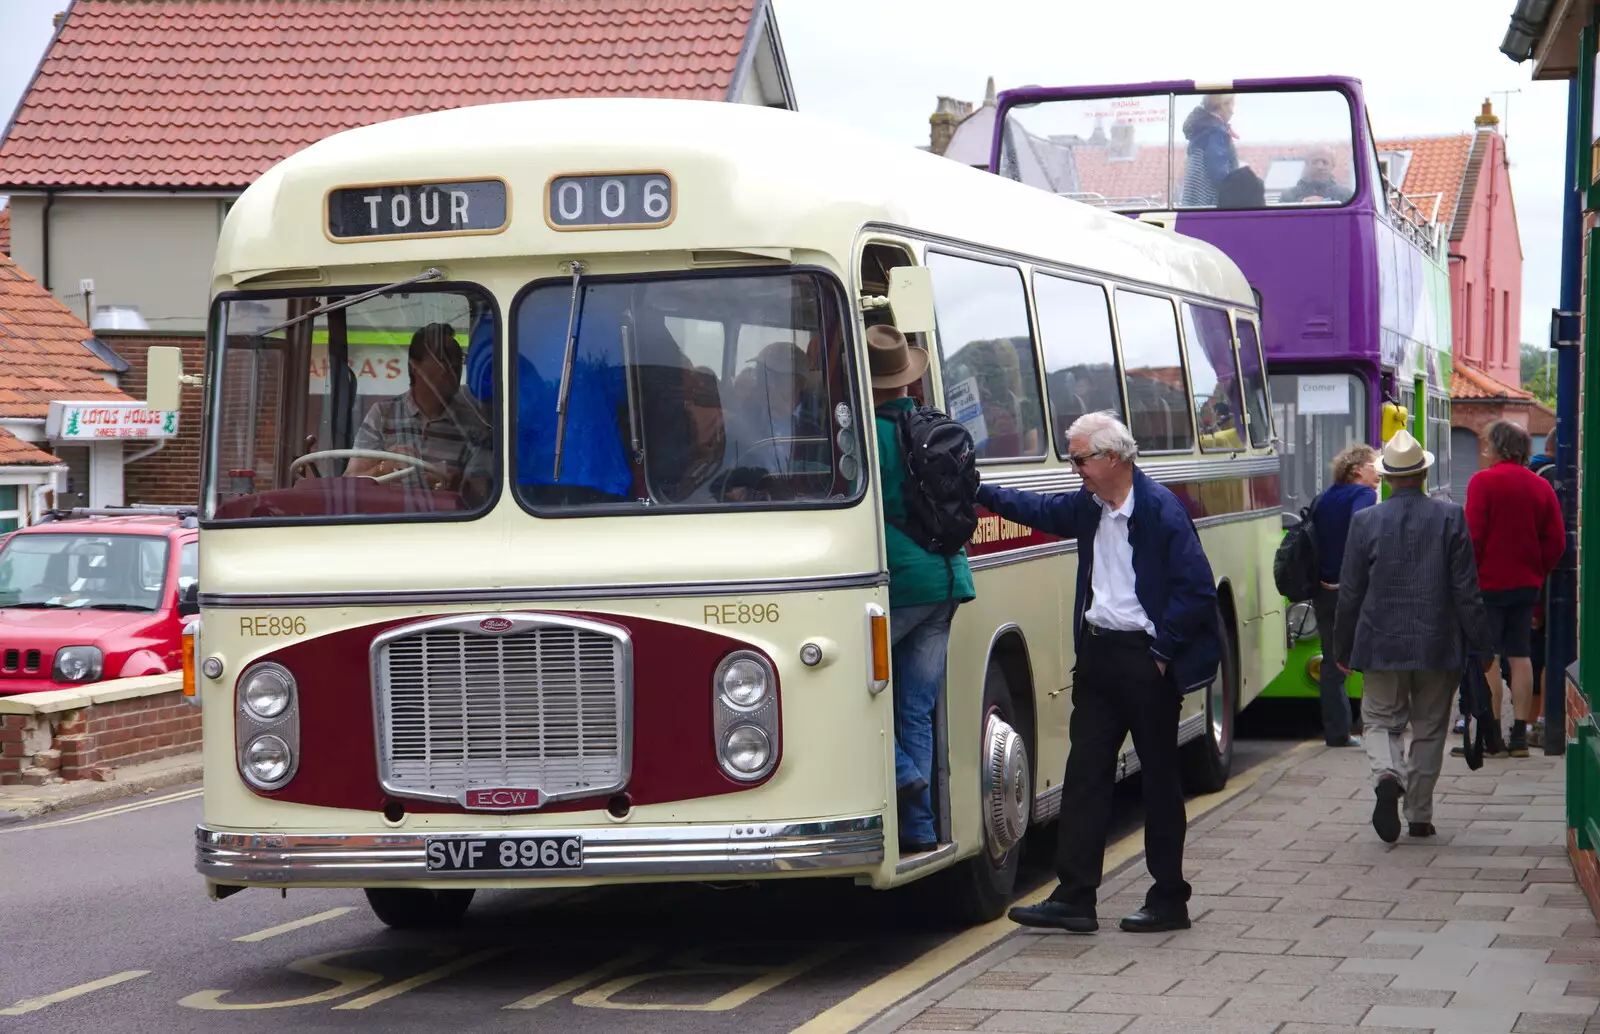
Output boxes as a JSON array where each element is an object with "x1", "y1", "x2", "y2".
[{"x1": 1083, "y1": 485, "x2": 1156, "y2": 636}]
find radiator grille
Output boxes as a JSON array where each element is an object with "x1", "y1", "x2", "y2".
[{"x1": 376, "y1": 619, "x2": 629, "y2": 803}]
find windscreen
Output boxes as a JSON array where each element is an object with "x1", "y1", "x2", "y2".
[
  {"x1": 512, "y1": 271, "x2": 865, "y2": 511},
  {"x1": 0, "y1": 533, "x2": 169, "y2": 611},
  {"x1": 207, "y1": 286, "x2": 496, "y2": 522},
  {"x1": 999, "y1": 88, "x2": 1357, "y2": 213}
]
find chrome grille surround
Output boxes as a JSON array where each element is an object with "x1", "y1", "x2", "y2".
[{"x1": 372, "y1": 613, "x2": 632, "y2": 808}]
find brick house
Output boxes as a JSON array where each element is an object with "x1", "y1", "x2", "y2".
[
  {"x1": 0, "y1": 253, "x2": 139, "y2": 529},
  {"x1": 0, "y1": 0, "x2": 794, "y2": 506}
]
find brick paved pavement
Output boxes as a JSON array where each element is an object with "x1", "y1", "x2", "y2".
[{"x1": 880, "y1": 744, "x2": 1600, "y2": 1034}]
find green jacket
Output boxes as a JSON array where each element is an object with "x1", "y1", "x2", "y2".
[{"x1": 875, "y1": 397, "x2": 977, "y2": 609}]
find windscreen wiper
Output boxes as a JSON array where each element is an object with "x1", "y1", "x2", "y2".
[
  {"x1": 256, "y1": 267, "x2": 444, "y2": 339},
  {"x1": 550, "y1": 260, "x2": 588, "y2": 480}
]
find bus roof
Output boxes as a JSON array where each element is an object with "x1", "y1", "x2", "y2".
[{"x1": 216, "y1": 99, "x2": 1253, "y2": 307}]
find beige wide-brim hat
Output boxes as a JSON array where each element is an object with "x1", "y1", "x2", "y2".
[
  {"x1": 1375, "y1": 428, "x2": 1435, "y2": 477},
  {"x1": 866, "y1": 325, "x2": 930, "y2": 389}
]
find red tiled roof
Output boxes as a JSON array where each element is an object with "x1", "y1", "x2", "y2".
[
  {"x1": 1376, "y1": 134, "x2": 1473, "y2": 230},
  {"x1": 0, "y1": 428, "x2": 60, "y2": 467},
  {"x1": 0, "y1": 0, "x2": 763, "y2": 189},
  {"x1": 0, "y1": 208, "x2": 9, "y2": 256},
  {"x1": 1062, "y1": 143, "x2": 1356, "y2": 207},
  {"x1": 1451, "y1": 361, "x2": 1534, "y2": 402},
  {"x1": 0, "y1": 253, "x2": 134, "y2": 419}
]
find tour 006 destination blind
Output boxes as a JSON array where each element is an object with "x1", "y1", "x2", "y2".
[{"x1": 325, "y1": 173, "x2": 676, "y2": 239}]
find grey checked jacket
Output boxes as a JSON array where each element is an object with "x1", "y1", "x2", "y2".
[{"x1": 1332, "y1": 486, "x2": 1493, "y2": 672}]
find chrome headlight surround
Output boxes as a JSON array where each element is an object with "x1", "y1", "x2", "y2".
[
  {"x1": 52, "y1": 645, "x2": 104, "y2": 683},
  {"x1": 712, "y1": 650, "x2": 779, "y2": 782},
  {"x1": 235, "y1": 660, "x2": 299, "y2": 791},
  {"x1": 1286, "y1": 601, "x2": 1318, "y2": 646}
]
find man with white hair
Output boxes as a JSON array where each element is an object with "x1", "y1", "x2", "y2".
[{"x1": 980, "y1": 411, "x2": 1220, "y2": 934}]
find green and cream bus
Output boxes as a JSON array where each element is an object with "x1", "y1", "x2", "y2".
[{"x1": 168, "y1": 98, "x2": 1284, "y2": 928}]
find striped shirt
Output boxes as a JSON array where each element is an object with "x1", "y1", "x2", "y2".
[{"x1": 352, "y1": 390, "x2": 491, "y2": 487}]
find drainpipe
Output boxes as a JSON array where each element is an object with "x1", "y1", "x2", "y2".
[
  {"x1": 1546, "y1": 73, "x2": 1582, "y2": 756},
  {"x1": 40, "y1": 190, "x2": 55, "y2": 292},
  {"x1": 125, "y1": 439, "x2": 164, "y2": 465}
]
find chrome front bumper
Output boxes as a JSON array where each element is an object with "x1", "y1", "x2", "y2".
[{"x1": 196, "y1": 815, "x2": 884, "y2": 885}]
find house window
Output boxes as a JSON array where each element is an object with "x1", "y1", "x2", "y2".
[
  {"x1": 1486, "y1": 287, "x2": 1496, "y2": 362},
  {"x1": 0, "y1": 485, "x2": 20, "y2": 532},
  {"x1": 1465, "y1": 282, "x2": 1473, "y2": 358},
  {"x1": 1502, "y1": 292, "x2": 1511, "y2": 367}
]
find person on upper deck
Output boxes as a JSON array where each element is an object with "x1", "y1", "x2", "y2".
[
  {"x1": 345, "y1": 323, "x2": 491, "y2": 500},
  {"x1": 1179, "y1": 95, "x2": 1238, "y2": 207},
  {"x1": 1279, "y1": 144, "x2": 1353, "y2": 204},
  {"x1": 1310, "y1": 443, "x2": 1379, "y2": 748}
]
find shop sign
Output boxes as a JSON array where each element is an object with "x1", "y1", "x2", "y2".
[{"x1": 46, "y1": 401, "x2": 178, "y2": 440}]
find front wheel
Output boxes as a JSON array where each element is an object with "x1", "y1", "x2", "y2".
[
  {"x1": 1179, "y1": 607, "x2": 1236, "y2": 795},
  {"x1": 945, "y1": 658, "x2": 1031, "y2": 924},
  {"x1": 364, "y1": 888, "x2": 475, "y2": 930}
]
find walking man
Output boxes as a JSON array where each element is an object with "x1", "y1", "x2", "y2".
[
  {"x1": 1333, "y1": 430, "x2": 1492, "y2": 843},
  {"x1": 1465, "y1": 421, "x2": 1564, "y2": 756},
  {"x1": 992, "y1": 411, "x2": 1219, "y2": 934}
]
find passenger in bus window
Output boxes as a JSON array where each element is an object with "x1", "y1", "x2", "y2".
[
  {"x1": 869, "y1": 326, "x2": 975, "y2": 856},
  {"x1": 1310, "y1": 443, "x2": 1379, "y2": 749},
  {"x1": 984, "y1": 411, "x2": 1218, "y2": 935},
  {"x1": 1179, "y1": 94, "x2": 1238, "y2": 206},
  {"x1": 345, "y1": 323, "x2": 491, "y2": 501},
  {"x1": 1279, "y1": 145, "x2": 1353, "y2": 204}
]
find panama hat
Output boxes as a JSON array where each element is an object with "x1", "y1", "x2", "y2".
[
  {"x1": 866, "y1": 325, "x2": 929, "y2": 389},
  {"x1": 1375, "y1": 428, "x2": 1434, "y2": 477}
]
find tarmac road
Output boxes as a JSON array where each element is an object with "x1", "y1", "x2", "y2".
[{"x1": 0, "y1": 729, "x2": 1310, "y2": 1034}]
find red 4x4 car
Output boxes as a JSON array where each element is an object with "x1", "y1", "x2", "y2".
[{"x1": 0, "y1": 509, "x2": 198, "y2": 695}]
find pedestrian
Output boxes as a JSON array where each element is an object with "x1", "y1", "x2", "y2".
[
  {"x1": 868, "y1": 325, "x2": 975, "y2": 856},
  {"x1": 1528, "y1": 434, "x2": 1558, "y2": 748},
  {"x1": 1332, "y1": 430, "x2": 1492, "y2": 843},
  {"x1": 991, "y1": 411, "x2": 1219, "y2": 934},
  {"x1": 1179, "y1": 94, "x2": 1239, "y2": 206},
  {"x1": 1465, "y1": 421, "x2": 1564, "y2": 757},
  {"x1": 1311, "y1": 443, "x2": 1379, "y2": 748}
]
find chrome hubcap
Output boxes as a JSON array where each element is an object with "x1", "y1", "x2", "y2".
[
  {"x1": 1209, "y1": 672, "x2": 1229, "y2": 756},
  {"x1": 982, "y1": 713, "x2": 1030, "y2": 859}
]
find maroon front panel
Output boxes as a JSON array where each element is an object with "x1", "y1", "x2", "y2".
[{"x1": 247, "y1": 613, "x2": 777, "y2": 813}]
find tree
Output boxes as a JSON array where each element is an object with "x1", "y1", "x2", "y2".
[{"x1": 1520, "y1": 342, "x2": 1557, "y2": 408}]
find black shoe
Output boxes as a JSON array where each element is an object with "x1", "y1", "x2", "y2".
[
  {"x1": 1408, "y1": 822, "x2": 1436, "y2": 838},
  {"x1": 896, "y1": 777, "x2": 928, "y2": 805},
  {"x1": 1373, "y1": 776, "x2": 1403, "y2": 844},
  {"x1": 1119, "y1": 906, "x2": 1190, "y2": 933},
  {"x1": 1507, "y1": 731, "x2": 1529, "y2": 757},
  {"x1": 1008, "y1": 900, "x2": 1098, "y2": 933},
  {"x1": 898, "y1": 841, "x2": 937, "y2": 856}
]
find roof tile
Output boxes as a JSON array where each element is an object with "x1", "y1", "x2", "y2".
[
  {"x1": 0, "y1": 253, "x2": 135, "y2": 419},
  {"x1": 0, "y1": 0, "x2": 760, "y2": 188},
  {"x1": 0, "y1": 428, "x2": 60, "y2": 466},
  {"x1": 1451, "y1": 361, "x2": 1534, "y2": 402},
  {"x1": 0, "y1": 208, "x2": 9, "y2": 255},
  {"x1": 1375, "y1": 134, "x2": 1474, "y2": 230}
]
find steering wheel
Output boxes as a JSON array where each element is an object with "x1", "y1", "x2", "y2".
[{"x1": 290, "y1": 449, "x2": 447, "y2": 485}]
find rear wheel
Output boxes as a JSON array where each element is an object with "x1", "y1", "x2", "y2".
[
  {"x1": 364, "y1": 888, "x2": 475, "y2": 929},
  {"x1": 946, "y1": 658, "x2": 1031, "y2": 924},
  {"x1": 1179, "y1": 607, "x2": 1236, "y2": 795}
]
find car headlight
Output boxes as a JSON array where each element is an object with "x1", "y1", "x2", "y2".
[
  {"x1": 242, "y1": 734, "x2": 292, "y2": 788},
  {"x1": 240, "y1": 663, "x2": 295, "y2": 720},
  {"x1": 717, "y1": 654, "x2": 770, "y2": 709},
  {"x1": 722, "y1": 725, "x2": 772, "y2": 775},
  {"x1": 53, "y1": 646, "x2": 103, "y2": 683}
]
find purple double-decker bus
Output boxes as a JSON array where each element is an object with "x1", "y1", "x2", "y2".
[{"x1": 986, "y1": 76, "x2": 1454, "y2": 700}]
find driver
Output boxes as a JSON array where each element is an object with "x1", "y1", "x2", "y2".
[{"x1": 345, "y1": 323, "x2": 490, "y2": 496}]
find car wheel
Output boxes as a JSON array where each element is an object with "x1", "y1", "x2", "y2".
[
  {"x1": 945, "y1": 657, "x2": 1031, "y2": 924},
  {"x1": 1179, "y1": 605, "x2": 1236, "y2": 795}
]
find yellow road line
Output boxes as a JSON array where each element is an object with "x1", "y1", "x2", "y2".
[
  {"x1": 0, "y1": 970, "x2": 151, "y2": 1016},
  {"x1": 234, "y1": 907, "x2": 355, "y2": 943},
  {"x1": 0, "y1": 788, "x2": 202, "y2": 833},
  {"x1": 787, "y1": 740, "x2": 1318, "y2": 1034},
  {"x1": 334, "y1": 947, "x2": 511, "y2": 1010}
]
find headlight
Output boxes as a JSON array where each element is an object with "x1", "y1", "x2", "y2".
[
  {"x1": 240, "y1": 663, "x2": 294, "y2": 719},
  {"x1": 717, "y1": 654, "x2": 769, "y2": 709},
  {"x1": 53, "y1": 646, "x2": 103, "y2": 683},
  {"x1": 722, "y1": 725, "x2": 772, "y2": 775},
  {"x1": 242, "y1": 734, "x2": 292, "y2": 788}
]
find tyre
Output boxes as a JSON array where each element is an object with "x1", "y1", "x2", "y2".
[
  {"x1": 946, "y1": 658, "x2": 1031, "y2": 924},
  {"x1": 1180, "y1": 606, "x2": 1236, "y2": 795},
  {"x1": 363, "y1": 888, "x2": 475, "y2": 929}
]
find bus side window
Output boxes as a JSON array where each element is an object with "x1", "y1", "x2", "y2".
[
  {"x1": 1033, "y1": 273, "x2": 1124, "y2": 458},
  {"x1": 1180, "y1": 302, "x2": 1246, "y2": 452},
  {"x1": 925, "y1": 252, "x2": 1046, "y2": 461},
  {"x1": 1113, "y1": 291, "x2": 1195, "y2": 453},
  {"x1": 1235, "y1": 319, "x2": 1272, "y2": 447}
]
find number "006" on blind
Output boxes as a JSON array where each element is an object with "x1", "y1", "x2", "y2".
[{"x1": 546, "y1": 173, "x2": 674, "y2": 230}]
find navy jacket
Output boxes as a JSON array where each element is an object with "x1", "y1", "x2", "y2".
[{"x1": 976, "y1": 467, "x2": 1221, "y2": 694}]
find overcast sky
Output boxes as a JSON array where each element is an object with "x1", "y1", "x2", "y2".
[{"x1": 0, "y1": 0, "x2": 1568, "y2": 349}]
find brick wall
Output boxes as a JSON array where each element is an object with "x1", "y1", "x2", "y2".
[
  {"x1": 0, "y1": 691, "x2": 200, "y2": 785},
  {"x1": 103, "y1": 333, "x2": 206, "y2": 506}
]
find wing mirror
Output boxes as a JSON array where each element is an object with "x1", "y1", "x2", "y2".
[{"x1": 177, "y1": 582, "x2": 200, "y2": 618}]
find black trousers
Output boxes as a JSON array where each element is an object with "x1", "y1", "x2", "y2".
[{"x1": 1052, "y1": 626, "x2": 1192, "y2": 912}]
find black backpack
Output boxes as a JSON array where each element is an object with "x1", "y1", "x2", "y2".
[
  {"x1": 1272, "y1": 492, "x2": 1323, "y2": 603},
  {"x1": 892, "y1": 405, "x2": 980, "y2": 556}
]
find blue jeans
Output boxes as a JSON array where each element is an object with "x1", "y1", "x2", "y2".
[{"x1": 891, "y1": 601, "x2": 954, "y2": 845}]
